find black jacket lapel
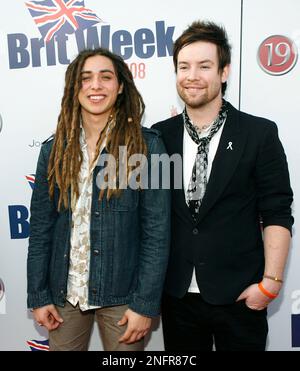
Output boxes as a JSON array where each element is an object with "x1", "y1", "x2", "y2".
[
  {"x1": 160, "y1": 116, "x2": 194, "y2": 224},
  {"x1": 195, "y1": 103, "x2": 247, "y2": 224}
]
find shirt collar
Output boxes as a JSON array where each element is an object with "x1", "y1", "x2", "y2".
[{"x1": 79, "y1": 120, "x2": 87, "y2": 149}]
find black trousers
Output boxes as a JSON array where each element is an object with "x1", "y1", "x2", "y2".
[{"x1": 162, "y1": 292, "x2": 268, "y2": 351}]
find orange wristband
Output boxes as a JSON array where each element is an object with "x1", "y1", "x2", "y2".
[{"x1": 258, "y1": 282, "x2": 278, "y2": 299}]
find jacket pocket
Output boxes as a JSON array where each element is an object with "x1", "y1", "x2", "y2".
[{"x1": 106, "y1": 189, "x2": 139, "y2": 212}]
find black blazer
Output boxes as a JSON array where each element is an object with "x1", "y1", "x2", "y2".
[{"x1": 152, "y1": 102, "x2": 293, "y2": 304}]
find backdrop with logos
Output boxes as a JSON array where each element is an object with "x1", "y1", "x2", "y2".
[{"x1": 0, "y1": 0, "x2": 299, "y2": 351}]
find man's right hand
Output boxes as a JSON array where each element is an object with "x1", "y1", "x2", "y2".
[{"x1": 32, "y1": 304, "x2": 64, "y2": 331}]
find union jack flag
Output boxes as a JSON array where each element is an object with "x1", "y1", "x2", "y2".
[
  {"x1": 27, "y1": 339, "x2": 49, "y2": 351},
  {"x1": 25, "y1": 0, "x2": 102, "y2": 42},
  {"x1": 26, "y1": 174, "x2": 36, "y2": 190}
]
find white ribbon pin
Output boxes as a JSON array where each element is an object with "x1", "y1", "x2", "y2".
[{"x1": 227, "y1": 142, "x2": 233, "y2": 151}]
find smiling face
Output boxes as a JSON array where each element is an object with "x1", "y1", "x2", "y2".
[
  {"x1": 176, "y1": 41, "x2": 229, "y2": 111},
  {"x1": 78, "y1": 55, "x2": 123, "y2": 123}
]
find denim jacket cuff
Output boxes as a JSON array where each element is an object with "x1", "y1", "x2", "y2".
[
  {"x1": 129, "y1": 295, "x2": 161, "y2": 318},
  {"x1": 27, "y1": 289, "x2": 53, "y2": 309}
]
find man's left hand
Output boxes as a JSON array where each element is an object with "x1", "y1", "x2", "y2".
[{"x1": 118, "y1": 309, "x2": 152, "y2": 344}]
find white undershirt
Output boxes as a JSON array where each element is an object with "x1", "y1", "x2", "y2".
[{"x1": 183, "y1": 118, "x2": 225, "y2": 293}]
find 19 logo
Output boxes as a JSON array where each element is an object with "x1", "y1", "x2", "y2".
[{"x1": 258, "y1": 35, "x2": 298, "y2": 75}]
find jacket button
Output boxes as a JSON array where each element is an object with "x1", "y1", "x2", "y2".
[
  {"x1": 92, "y1": 288, "x2": 97, "y2": 295},
  {"x1": 94, "y1": 250, "x2": 100, "y2": 256},
  {"x1": 192, "y1": 228, "x2": 199, "y2": 235},
  {"x1": 94, "y1": 211, "x2": 100, "y2": 217},
  {"x1": 64, "y1": 254, "x2": 67, "y2": 259}
]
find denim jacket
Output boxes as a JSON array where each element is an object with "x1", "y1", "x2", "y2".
[{"x1": 27, "y1": 128, "x2": 170, "y2": 317}]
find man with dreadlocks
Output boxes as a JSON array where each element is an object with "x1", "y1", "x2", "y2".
[{"x1": 27, "y1": 48, "x2": 170, "y2": 351}]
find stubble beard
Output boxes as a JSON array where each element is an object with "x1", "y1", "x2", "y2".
[
  {"x1": 178, "y1": 88, "x2": 209, "y2": 109},
  {"x1": 178, "y1": 86, "x2": 222, "y2": 110}
]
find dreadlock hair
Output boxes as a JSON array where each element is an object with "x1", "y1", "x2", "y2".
[
  {"x1": 47, "y1": 48, "x2": 147, "y2": 211},
  {"x1": 173, "y1": 20, "x2": 231, "y2": 96}
]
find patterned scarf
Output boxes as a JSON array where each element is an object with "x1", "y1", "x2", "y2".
[{"x1": 183, "y1": 100, "x2": 228, "y2": 221}]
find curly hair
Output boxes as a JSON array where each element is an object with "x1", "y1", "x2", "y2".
[{"x1": 47, "y1": 48, "x2": 147, "y2": 210}]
